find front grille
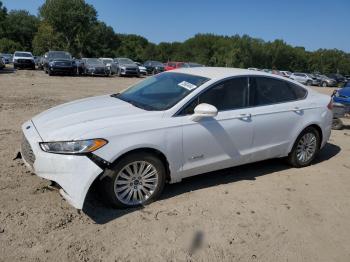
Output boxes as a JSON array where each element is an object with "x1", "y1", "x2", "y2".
[
  {"x1": 17, "y1": 59, "x2": 33, "y2": 64},
  {"x1": 126, "y1": 67, "x2": 137, "y2": 71},
  {"x1": 21, "y1": 135, "x2": 35, "y2": 166},
  {"x1": 94, "y1": 67, "x2": 106, "y2": 73},
  {"x1": 55, "y1": 61, "x2": 71, "y2": 66}
]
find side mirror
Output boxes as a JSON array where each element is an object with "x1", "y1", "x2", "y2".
[{"x1": 189, "y1": 103, "x2": 218, "y2": 122}]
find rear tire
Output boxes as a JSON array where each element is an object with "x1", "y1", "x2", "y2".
[
  {"x1": 332, "y1": 118, "x2": 343, "y2": 130},
  {"x1": 306, "y1": 80, "x2": 312, "y2": 86},
  {"x1": 287, "y1": 127, "x2": 320, "y2": 168},
  {"x1": 101, "y1": 152, "x2": 166, "y2": 209}
]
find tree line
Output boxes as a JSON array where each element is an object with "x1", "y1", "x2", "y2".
[{"x1": 0, "y1": 0, "x2": 349, "y2": 75}]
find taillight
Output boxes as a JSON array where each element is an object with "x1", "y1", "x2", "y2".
[{"x1": 327, "y1": 99, "x2": 333, "y2": 110}]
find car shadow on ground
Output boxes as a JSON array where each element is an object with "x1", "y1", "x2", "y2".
[
  {"x1": 0, "y1": 67, "x2": 15, "y2": 74},
  {"x1": 83, "y1": 142, "x2": 340, "y2": 224}
]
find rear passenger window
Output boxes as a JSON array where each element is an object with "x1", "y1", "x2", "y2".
[
  {"x1": 181, "y1": 77, "x2": 248, "y2": 115},
  {"x1": 288, "y1": 83, "x2": 307, "y2": 99},
  {"x1": 250, "y1": 77, "x2": 302, "y2": 106}
]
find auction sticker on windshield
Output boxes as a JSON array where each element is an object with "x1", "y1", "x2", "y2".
[{"x1": 178, "y1": 81, "x2": 197, "y2": 90}]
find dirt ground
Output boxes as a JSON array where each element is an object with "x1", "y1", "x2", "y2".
[{"x1": 0, "y1": 67, "x2": 350, "y2": 262}]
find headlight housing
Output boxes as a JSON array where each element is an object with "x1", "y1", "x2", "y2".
[{"x1": 40, "y1": 139, "x2": 108, "y2": 154}]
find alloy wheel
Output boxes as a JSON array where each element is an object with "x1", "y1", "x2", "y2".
[
  {"x1": 296, "y1": 133, "x2": 317, "y2": 163},
  {"x1": 114, "y1": 161, "x2": 159, "y2": 205}
]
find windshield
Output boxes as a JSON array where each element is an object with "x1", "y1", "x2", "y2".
[
  {"x1": 117, "y1": 58, "x2": 134, "y2": 64},
  {"x1": 86, "y1": 58, "x2": 103, "y2": 65},
  {"x1": 115, "y1": 72, "x2": 210, "y2": 111},
  {"x1": 102, "y1": 58, "x2": 113, "y2": 64},
  {"x1": 48, "y1": 52, "x2": 72, "y2": 60},
  {"x1": 152, "y1": 61, "x2": 164, "y2": 66},
  {"x1": 15, "y1": 52, "x2": 32, "y2": 57}
]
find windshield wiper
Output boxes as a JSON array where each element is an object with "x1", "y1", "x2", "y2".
[{"x1": 110, "y1": 94, "x2": 155, "y2": 111}]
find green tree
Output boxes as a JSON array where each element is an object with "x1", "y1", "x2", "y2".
[
  {"x1": 83, "y1": 21, "x2": 120, "y2": 57},
  {"x1": 0, "y1": 37, "x2": 22, "y2": 53},
  {"x1": 1, "y1": 10, "x2": 38, "y2": 50},
  {"x1": 39, "y1": 0, "x2": 97, "y2": 56},
  {"x1": 32, "y1": 22, "x2": 63, "y2": 55}
]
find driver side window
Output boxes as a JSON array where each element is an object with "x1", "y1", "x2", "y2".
[{"x1": 181, "y1": 77, "x2": 249, "y2": 115}]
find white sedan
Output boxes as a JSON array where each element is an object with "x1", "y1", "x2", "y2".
[{"x1": 21, "y1": 68, "x2": 333, "y2": 209}]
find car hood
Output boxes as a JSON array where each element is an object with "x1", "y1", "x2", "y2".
[
  {"x1": 50, "y1": 58, "x2": 72, "y2": 62},
  {"x1": 14, "y1": 56, "x2": 34, "y2": 60},
  {"x1": 32, "y1": 95, "x2": 163, "y2": 141},
  {"x1": 338, "y1": 87, "x2": 350, "y2": 97},
  {"x1": 120, "y1": 63, "x2": 138, "y2": 68}
]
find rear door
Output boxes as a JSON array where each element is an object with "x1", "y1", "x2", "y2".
[{"x1": 248, "y1": 76, "x2": 308, "y2": 162}]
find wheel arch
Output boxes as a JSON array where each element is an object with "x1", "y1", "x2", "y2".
[
  {"x1": 288, "y1": 123, "x2": 323, "y2": 154},
  {"x1": 102, "y1": 147, "x2": 171, "y2": 183}
]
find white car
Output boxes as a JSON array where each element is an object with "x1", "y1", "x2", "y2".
[
  {"x1": 99, "y1": 58, "x2": 118, "y2": 75},
  {"x1": 290, "y1": 73, "x2": 313, "y2": 86},
  {"x1": 13, "y1": 51, "x2": 35, "y2": 69},
  {"x1": 21, "y1": 68, "x2": 333, "y2": 209},
  {"x1": 280, "y1": 70, "x2": 292, "y2": 78}
]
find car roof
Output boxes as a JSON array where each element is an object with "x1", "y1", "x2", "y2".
[{"x1": 172, "y1": 67, "x2": 281, "y2": 80}]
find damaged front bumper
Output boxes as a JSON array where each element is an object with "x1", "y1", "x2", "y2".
[{"x1": 21, "y1": 120, "x2": 104, "y2": 209}]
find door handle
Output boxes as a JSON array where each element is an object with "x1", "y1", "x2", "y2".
[
  {"x1": 292, "y1": 107, "x2": 302, "y2": 113},
  {"x1": 239, "y1": 113, "x2": 252, "y2": 120}
]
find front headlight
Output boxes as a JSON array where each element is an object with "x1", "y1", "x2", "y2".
[{"x1": 40, "y1": 139, "x2": 108, "y2": 154}]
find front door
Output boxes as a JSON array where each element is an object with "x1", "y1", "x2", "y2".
[{"x1": 177, "y1": 77, "x2": 254, "y2": 178}]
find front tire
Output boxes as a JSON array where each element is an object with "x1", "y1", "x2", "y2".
[
  {"x1": 322, "y1": 81, "x2": 327, "y2": 88},
  {"x1": 287, "y1": 127, "x2": 320, "y2": 168},
  {"x1": 101, "y1": 152, "x2": 166, "y2": 208}
]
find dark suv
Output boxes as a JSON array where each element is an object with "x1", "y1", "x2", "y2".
[
  {"x1": 143, "y1": 60, "x2": 165, "y2": 75},
  {"x1": 43, "y1": 51, "x2": 76, "y2": 76}
]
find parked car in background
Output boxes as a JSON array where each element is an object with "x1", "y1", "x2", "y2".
[
  {"x1": 164, "y1": 61, "x2": 186, "y2": 71},
  {"x1": 185, "y1": 62, "x2": 205, "y2": 68},
  {"x1": 34, "y1": 56, "x2": 41, "y2": 67},
  {"x1": 315, "y1": 74, "x2": 337, "y2": 87},
  {"x1": 1, "y1": 53, "x2": 13, "y2": 64},
  {"x1": 0, "y1": 56, "x2": 5, "y2": 69},
  {"x1": 81, "y1": 58, "x2": 109, "y2": 76},
  {"x1": 114, "y1": 58, "x2": 140, "y2": 77},
  {"x1": 21, "y1": 67, "x2": 332, "y2": 209},
  {"x1": 333, "y1": 86, "x2": 350, "y2": 105},
  {"x1": 280, "y1": 71, "x2": 292, "y2": 78},
  {"x1": 13, "y1": 51, "x2": 35, "y2": 69},
  {"x1": 135, "y1": 62, "x2": 147, "y2": 76},
  {"x1": 306, "y1": 74, "x2": 321, "y2": 86},
  {"x1": 290, "y1": 73, "x2": 313, "y2": 86},
  {"x1": 43, "y1": 51, "x2": 76, "y2": 76},
  {"x1": 143, "y1": 60, "x2": 165, "y2": 75},
  {"x1": 271, "y1": 70, "x2": 284, "y2": 76},
  {"x1": 328, "y1": 73, "x2": 347, "y2": 85},
  {"x1": 248, "y1": 67, "x2": 259, "y2": 71},
  {"x1": 37, "y1": 56, "x2": 45, "y2": 70},
  {"x1": 100, "y1": 58, "x2": 118, "y2": 75},
  {"x1": 74, "y1": 59, "x2": 84, "y2": 75}
]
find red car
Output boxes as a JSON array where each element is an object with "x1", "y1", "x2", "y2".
[{"x1": 164, "y1": 61, "x2": 185, "y2": 71}]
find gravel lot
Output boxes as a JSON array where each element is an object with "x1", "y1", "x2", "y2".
[{"x1": 1, "y1": 67, "x2": 350, "y2": 262}]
